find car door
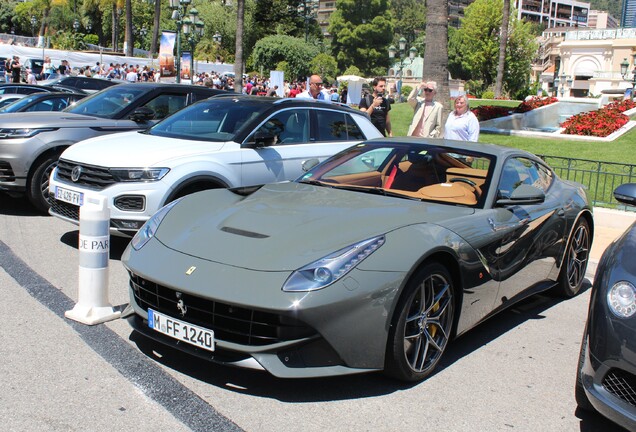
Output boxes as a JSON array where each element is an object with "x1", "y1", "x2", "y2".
[{"x1": 490, "y1": 157, "x2": 567, "y2": 305}]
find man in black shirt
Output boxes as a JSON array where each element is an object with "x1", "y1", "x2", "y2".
[{"x1": 359, "y1": 77, "x2": 392, "y2": 137}]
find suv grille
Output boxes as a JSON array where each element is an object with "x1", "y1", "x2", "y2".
[
  {"x1": 129, "y1": 272, "x2": 316, "y2": 346},
  {"x1": 49, "y1": 195, "x2": 80, "y2": 221},
  {"x1": 0, "y1": 161, "x2": 15, "y2": 181},
  {"x1": 603, "y1": 369, "x2": 636, "y2": 407},
  {"x1": 57, "y1": 159, "x2": 116, "y2": 190}
]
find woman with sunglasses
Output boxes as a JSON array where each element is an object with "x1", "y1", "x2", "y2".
[{"x1": 407, "y1": 81, "x2": 443, "y2": 138}]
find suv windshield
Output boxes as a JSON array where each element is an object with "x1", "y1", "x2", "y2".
[
  {"x1": 65, "y1": 86, "x2": 147, "y2": 118},
  {"x1": 148, "y1": 98, "x2": 270, "y2": 142}
]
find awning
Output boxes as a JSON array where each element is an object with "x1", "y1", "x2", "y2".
[{"x1": 573, "y1": 59, "x2": 598, "y2": 77}]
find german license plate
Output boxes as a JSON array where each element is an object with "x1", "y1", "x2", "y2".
[
  {"x1": 147, "y1": 308, "x2": 215, "y2": 352},
  {"x1": 54, "y1": 186, "x2": 84, "y2": 206}
]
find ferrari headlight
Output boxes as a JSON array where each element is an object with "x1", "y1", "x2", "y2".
[
  {"x1": 607, "y1": 281, "x2": 636, "y2": 318},
  {"x1": 0, "y1": 128, "x2": 56, "y2": 139},
  {"x1": 131, "y1": 198, "x2": 182, "y2": 251},
  {"x1": 282, "y1": 236, "x2": 385, "y2": 292},
  {"x1": 110, "y1": 168, "x2": 170, "y2": 182}
]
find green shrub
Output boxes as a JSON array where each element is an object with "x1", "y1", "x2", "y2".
[
  {"x1": 482, "y1": 90, "x2": 495, "y2": 99},
  {"x1": 401, "y1": 85, "x2": 412, "y2": 97}
]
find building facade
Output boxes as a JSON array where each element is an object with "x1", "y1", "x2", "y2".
[
  {"x1": 588, "y1": 10, "x2": 619, "y2": 29},
  {"x1": 515, "y1": 0, "x2": 591, "y2": 27},
  {"x1": 623, "y1": 0, "x2": 636, "y2": 28}
]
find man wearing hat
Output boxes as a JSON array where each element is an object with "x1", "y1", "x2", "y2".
[{"x1": 9, "y1": 56, "x2": 22, "y2": 83}]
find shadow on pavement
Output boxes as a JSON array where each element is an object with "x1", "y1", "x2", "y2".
[
  {"x1": 0, "y1": 192, "x2": 41, "y2": 216},
  {"x1": 128, "y1": 280, "x2": 594, "y2": 404}
]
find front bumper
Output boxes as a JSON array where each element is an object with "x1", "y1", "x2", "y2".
[
  {"x1": 49, "y1": 167, "x2": 171, "y2": 236},
  {"x1": 123, "y1": 237, "x2": 405, "y2": 378}
]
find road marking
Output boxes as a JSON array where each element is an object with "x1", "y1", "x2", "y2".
[{"x1": 0, "y1": 239, "x2": 243, "y2": 432}]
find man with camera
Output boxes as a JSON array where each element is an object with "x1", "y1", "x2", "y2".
[{"x1": 359, "y1": 77, "x2": 392, "y2": 137}]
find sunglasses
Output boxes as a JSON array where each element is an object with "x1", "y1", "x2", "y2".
[{"x1": 424, "y1": 88, "x2": 434, "y2": 93}]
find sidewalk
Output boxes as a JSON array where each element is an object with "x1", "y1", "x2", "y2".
[{"x1": 586, "y1": 207, "x2": 636, "y2": 279}]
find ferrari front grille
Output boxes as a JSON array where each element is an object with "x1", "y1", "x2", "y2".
[
  {"x1": 129, "y1": 272, "x2": 316, "y2": 346},
  {"x1": 603, "y1": 369, "x2": 636, "y2": 407}
]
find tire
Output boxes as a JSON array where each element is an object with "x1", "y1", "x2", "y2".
[
  {"x1": 385, "y1": 262, "x2": 455, "y2": 382},
  {"x1": 575, "y1": 331, "x2": 594, "y2": 411},
  {"x1": 27, "y1": 153, "x2": 59, "y2": 214},
  {"x1": 555, "y1": 218, "x2": 590, "y2": 298}
]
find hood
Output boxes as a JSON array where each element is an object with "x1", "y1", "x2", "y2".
[
  {"x1": 62, "y1": 131, "x2": 226, "y2": 167},
  {"x1": 155, "y1": 182, "x2": 474, "y2": 271},
  {"x1": 0, "y1": 111, "x2": 119, "y2": 128}
]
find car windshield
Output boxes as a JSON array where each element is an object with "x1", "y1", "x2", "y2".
[
  {"x1": 148, "y1": 98, "x2": 270, "y2": 142},
  {"x1": 64, "y1": 86, "x2": 147, "y2": 118},
  {"x1": 300, "y1": 142, "x2": 495, "y2": 207},
  {"x1": 0, "y1": 94, "x2": 41, "y2": 113}
]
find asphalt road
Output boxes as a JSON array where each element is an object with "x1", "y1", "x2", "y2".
[{"x1": 0, "y1": 193, "x2": 626, "y2": 432}]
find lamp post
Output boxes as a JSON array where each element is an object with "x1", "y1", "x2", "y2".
[
  {"x1": 388, "y1": 37, "x2": 417, "y2": 102},
  {"x1": 298, "y1": 0, "x2": 319, "y2": 42},
  {"x1": 170, "y1": 0, "x2": 201, "y2": 84},
  {"x1": 183, "y1": 8, "x2": 204, "y2": 81},
  {"x1": 73, "y1": 18, "x2": 80, "y2": 33},
  {"x1": 30, "y1": 15, "x2": 37, "y2": 38},
  {"x1": 554, "y1": 71, "x2": 572, "y2": 98},
  {"x1": 621, "y1": 56, "x2": 636, "y2": 100}
]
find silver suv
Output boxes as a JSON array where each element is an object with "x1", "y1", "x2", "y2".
[{"x1": 0, "y1": 83, "x2": 222, "y2": 212}]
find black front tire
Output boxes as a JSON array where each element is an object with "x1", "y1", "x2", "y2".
[
  {"x1": 385, "y1": 262, "x2": 455, "y2": 382},
  {"x1": 28, "y1": 153, "x2": 59, "y2": 214},
  {"x1": 556, "y1": 218, "x2": 590, "y2": 298}
]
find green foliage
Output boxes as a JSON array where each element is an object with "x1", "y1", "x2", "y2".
[
  {"x1": 342, "y1": 65, "x2": 362, "y2": 76},
  {"x1": 310, "y1": 53, "x2": 338, "y2": 83},
  {"x1": 0, "y1": 1, "x2": 19, "y2": 34},
  {"x1": 482, "y1": 90, "x2": 495, "y2": 99},
  {"x1": 452, "y1": 0, "x2": 537, "y2": 97},
  {"x1": 328, "y1": 0, "x2": 393, "y2": 76},
  {"x1": 390, "y1": 0, "x2": 426, "y2": 50},
  {"x1": 84, "y1": 34, "x2": 99, "y2": 46},
  {"x1": 251, "y1": 35, "x2": 319, "y2": 81},
  {"x1": 52, "y1": 31, "x2": 86, "y2": 51},
  {"x1": 401, "y1": 85, "x2": 412, "y2": 97}
]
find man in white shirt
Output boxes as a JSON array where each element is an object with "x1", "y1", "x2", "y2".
[
  {"x1": 125, "y1": 67, "x2": 138, "y2": 83},
  {"x1": 297, "y1": 75, "x2": 330, "y2": 101}
]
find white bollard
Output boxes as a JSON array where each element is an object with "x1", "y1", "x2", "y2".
[{"x1": 65, "y1": 195, "x2": 121, "y2": 325}]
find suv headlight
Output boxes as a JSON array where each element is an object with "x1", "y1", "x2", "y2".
[
  {"x1": 607, "y1": 281, "x2": 636, "y2": 318},
  {"x1": 282, "y1": 236, "x2": 385, "y2": 292},
  {"x1": 110, "y1": 168, "x2": 169, "y2": 182},
  {"x1": 0, "y1": 128, "x2": 57, "y2": 139},
  {"x1": 131, "y1": 198, "x2": 182, "y2": 251}
]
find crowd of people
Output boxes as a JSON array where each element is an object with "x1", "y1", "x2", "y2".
[{"x1": 3, "y1": 58, "x2": 480, "y2": 141}]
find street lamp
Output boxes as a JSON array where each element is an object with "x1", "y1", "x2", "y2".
[
  {"x1": 170, "y1": 0, "x2": 200, "y2": 83},
  {"x1": 388, "y1": 37, "x2": 417, "y2": 101},
  {"x1": 298, "y1": 0, "x2": 319, "y2": 43},
  {"x1": 183, "y1": 7, "x2": 204, "y2": 81},
  {"x1": 73, "y1": 18, "x2": 80, "y2": 33}
]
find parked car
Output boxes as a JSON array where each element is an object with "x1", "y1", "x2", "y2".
[
  {"x1": 22, "y1": 58, "x2": 45, "y2": 80},
  {"x1": 49, "y1": 96, "x2": 382, "y2": 235},
  {"x1": 0, "y1": 83, "x2": 224, "y2": 212},
  {"x1": 0, "y1": 57, "x2": 6, "y2": 81},
  {"x1": 0, "y1": 93, "x2": 26, "y2": 108},
  {"x1": 38, "y1": 76, "x2": 120, "y2": 93},
  {"x1": 576, "y1": 183, "x2": 636, "y2": 430},
  {"x1": 122, "y1": 138, "x2": 593, "y2": 381},
  {"x1": 0, "y1": 92, "x2": 85, "y2": 114},
  {"x1": 0, "y1": 83, "x2": 85, "y2": 95}
]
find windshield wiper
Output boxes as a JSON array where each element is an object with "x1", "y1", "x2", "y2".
[{"x1": 298, "y1": 179, "x2": 329, "y2": 187}]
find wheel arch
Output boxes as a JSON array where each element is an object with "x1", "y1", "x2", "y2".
[
  {"x1": 164, "y1": 175, "x2": 230, "y2": 204},
  {"x1": 26, "y1": 145, "x2": 68, "y2": 185}
]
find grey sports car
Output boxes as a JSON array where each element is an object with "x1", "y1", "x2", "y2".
[{"x1": 123, "y1": 138, "x2": 593, "y2": 381}]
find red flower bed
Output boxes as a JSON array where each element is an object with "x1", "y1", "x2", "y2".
[
  {"x1": 560, "y1": 101, "x2": 633, "y2": 137},
  {"x1": 471, "y1": 96, "x2": 559, "y2": 121}
]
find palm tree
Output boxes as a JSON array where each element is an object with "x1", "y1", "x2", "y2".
[
  {"x1": 422, "y1": 0, "x2": 450, "y2": 115},
  {"x1": 234, "y1": 0, "x2": 245, "y2": 93},
  {"x1": 494, "y1": 0, "x2": 510, "y2": 98},
  {"x1": 124, "y1": 0, "x2": 133, "y2": 56},
  {"x1": 150, "y1": 0, "x2": 160, "y2": 57}
]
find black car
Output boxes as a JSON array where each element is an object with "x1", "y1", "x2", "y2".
[
  {"x1": 0, "y1": 83, "x2": 225, "y2": 212},
  {"x1": 40, "y1": 76, "x2": 120, "y2": 93},
  {"x1": 0, "y1": 92, "x2": 85, "y2": 114},
  {"x1": 576, "y1": 183, "x2": 636, "y2": 431},
  {"x1": 0, "y1": 83, "x2": 84, "y2": 95}
]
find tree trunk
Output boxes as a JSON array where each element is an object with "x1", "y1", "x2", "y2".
[
  {"x1": 125, "y1": 0, "x2": 133, "y2": 56},
  {"x1": 494, "y1": 0, "x2": 510, "y2": 98},
  {"x1": 112, "y1": 8, "x2": 118, "y2": 51},
  {"x1": 234, "y1": 0, "x2": 245, "y2": 94},
  {"x1": 423, "y1": 0, "x2": 450, "y2": 119},
  {"x1": 150, "y1": 0, "x2": 161, "y2": 57}
]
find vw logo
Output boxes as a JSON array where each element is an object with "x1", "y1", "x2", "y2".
[{"x1": 71, "y1": 166, "x2": 82, "y2": 182}]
